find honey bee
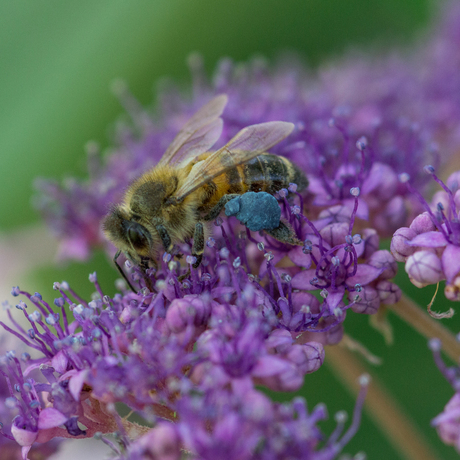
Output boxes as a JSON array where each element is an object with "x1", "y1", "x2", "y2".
[{"x1": 103, "y1": 95, "x2": 307, "y2": 289}]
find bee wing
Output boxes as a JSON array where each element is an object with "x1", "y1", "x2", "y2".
[
  {"x1": 157, "y1": 94, "x2": 228, "y2": 167},
  {"x1": 173, "y1": 121, "x2": 295, "y2": 201}
]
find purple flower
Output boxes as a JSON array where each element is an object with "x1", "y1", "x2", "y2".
[
  {"x1": 0, "y1": 355, "x2": 61, "y2": 460},
  {"x1": 12, "y1": 3, "x2": 460, "y2": 457},
  {"x1": 0, "y1": 272, "x2": 369, "y2": 458},
  {"x1": 118, "y1": 422, "x2": 181, "y2": 460},
  {"x1": 35, "y1": 29, "x2": 450, "y2": 259},
  {"x1": 429, "y1": 338, "x2": 460, "y2": 452},
  {"x1": 117, "y1": 377, "x2": 369, "y2": 460},
  {"x1": 391, "y1": 168, "x2": 460, "y2": 300}
]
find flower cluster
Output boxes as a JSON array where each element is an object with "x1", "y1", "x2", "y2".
[
  {"x1": 319, "y1": 0, "x2": 460, "y2": 159},
  {"x1": 7, "y1": 1, "x2": 460, "y2": 457},
  {"x1": 391, "y1": 168, "x2": 460, "y2": 301},
  {"x1": 1, "y1": 260, "x2": 369, "y2": 459},
  {"x1": 4, "y1": 122, "x2": 401, "y2": 457},
  {"x1": 429, "y1": 339, "x2": 460, "y2": 452},
  {"x1": 34, "y1": 6, "x2": 456, "y2": 261},
  {"x1": 0, "y1": 363, "x2": 61, "y2": 460}
]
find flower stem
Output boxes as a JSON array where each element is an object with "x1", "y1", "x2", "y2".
[
  {"x1": 326, "y1": 345, "x2": 439, "y2": 460},
  {"x1": 388, "y1": 293, "x2": 460, "y2": 362}
]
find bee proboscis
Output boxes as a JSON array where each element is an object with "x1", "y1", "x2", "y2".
[{"x1": 103, "y1": 95, "x2": 307, "y2": 290}]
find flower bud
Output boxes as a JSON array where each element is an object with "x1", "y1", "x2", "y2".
[
  {"x1": 285, "y1": 342, "x2": 325, "y2": 374},
  {"x1": 136, "y1": 422, "x2": 181, "y2": 460},
  {"x1": 362, "y1": 228, "x2": 379, "y2": 259},
  {"x1": 405, "y1": 250, "x2": 444, "y2": 287},
  {"x1": 166, "y1": 296, "x2": 211, "y2": 333},
  {"x1": 367, "y1": 250, "x2": 398, "y2": 279},
  {"x1": 432, "y1": 393, "x2": 460, "y2": 450},
  {"x1": 265, "y1": 329, "x2": 293, "y2": 354},
  {"x1": 350, "y1": 286, "x2": 380, "y2": 314},
  {"x1": 410, "y1": 212, "x2": 436, "y2": 235},
  {"x1": 320, "y1": 222, "x2": 349, "y2": 247},
  {"x1": 376, "y1": 280, "x2": 402, "y2": 305},
  {"x1": 391, "y1": 227, "x2": 417, "y2": 262}
]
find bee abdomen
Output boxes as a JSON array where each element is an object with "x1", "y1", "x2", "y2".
[
  {"x1": 241, "y1": 154, "x2": 307, "y2": 194},
  {"x1": 198, "y1": 154, "x2": 307, "y2": 213}
]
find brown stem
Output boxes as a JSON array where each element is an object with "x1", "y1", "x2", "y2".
[
  {"x1": 388, "y1": 293, "x2": 460, "y2": 362},
  {"x1": 151, "y1": 403, "x2": 177, "y2": 422},
  {"x1": 326, "y1": 346, "x2": 441, "y2": 460}
]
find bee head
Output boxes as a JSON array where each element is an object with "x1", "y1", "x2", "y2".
[{"x1": 102, "y1": 205, "x2": 154, "y2": 262}]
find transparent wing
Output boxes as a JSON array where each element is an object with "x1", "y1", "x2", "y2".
[
  {"x1": 157, "y1": 94, "x2": 228, "y2": 167},
  {"x1": 173, "y1": 121, "x2": 295, "y2": 201}
]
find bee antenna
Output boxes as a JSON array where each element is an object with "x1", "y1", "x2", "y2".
[{"x1": 113, "y1": 250, "x2": 137, "y2": 293}]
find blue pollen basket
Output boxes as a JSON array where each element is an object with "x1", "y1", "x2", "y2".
[{"x1": 224, "y1": 192, "x2": 281, "y2": 232}]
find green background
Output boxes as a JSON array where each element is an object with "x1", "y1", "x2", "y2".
[{"x1": 4, "y1": 1, "x2": 460, "y2": 459}]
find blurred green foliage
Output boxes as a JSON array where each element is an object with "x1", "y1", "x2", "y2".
[{"x1": 7, "y1": 1, "x2": 460, "y2": 459}]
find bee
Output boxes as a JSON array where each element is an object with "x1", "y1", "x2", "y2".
[{"x1": 103, "y1": 95, "x2": 307, "y2": 290}]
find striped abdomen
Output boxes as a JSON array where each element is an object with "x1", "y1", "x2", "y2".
[
  {"x1": 198, "y1": 153, "x2": 307, "y2": 213},
  {"x1": 236, "y1": 154, "x2": 307, "y2": 194}
]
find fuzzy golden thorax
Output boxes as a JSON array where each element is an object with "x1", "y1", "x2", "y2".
[{"x1": 103, "y1": 165, "x2": 203, "y2": 263}]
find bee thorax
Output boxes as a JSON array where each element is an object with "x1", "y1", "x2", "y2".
[{"x1": 130, "y1": 181, "x2": 168, "y2": 216}]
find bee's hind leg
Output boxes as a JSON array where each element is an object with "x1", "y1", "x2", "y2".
[{"x1": 265, "y1": 220, "x2": 303, "y2": 246}]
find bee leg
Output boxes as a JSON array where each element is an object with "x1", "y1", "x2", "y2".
[
  {"x1": 203, "y1": 194, "x2": 241, "y2": 222},
  {"x1": 192, "y1": 222, "x2": 204, "y2": 268},
  {"x1": 113, "y1": 250, "x2": 137, "y2": 293},
  {"x1": 265, "y1": 220, "x2": 303, "y2": 246},
  {"x1": 178, "y1": 223, "x2": 204, "y2": 282},
  {"x1": 178, "y1": 271, "x2": 190, "y2": 282},
  {"x1": 155, "y1": 224, "x2": 173, "y2": 252},
  {"x1": 139, "y1": 257, "x2": 154, "y2": 291}
]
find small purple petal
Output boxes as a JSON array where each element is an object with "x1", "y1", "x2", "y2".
[
  {"x1": 265, "y1": 329, "x2": 293, "y2": 354},
  {"x1": 291, "y1": 269, "x2": 321, "y2": 291},
  {"x1": 346, "y1": 264, "x2": 383, "y2": 286},
  {"x1": 11, "y1": 424, "x2": 38, "y2": 447},
  {"x1": 37, "y1": 408, "x2": 68, "y2": 430},
  {"x1": 320, "y1": 222, "x2": 349, "y2": 248},
  {"x1": 68, "y1": 370, "x2": 89, "y2": 401},
  {"x1": 442, "y1": 244, "x2": 460, "y2": 283},
  {"x1": 252, "y1": 356, "x2": 292, "y2": 378},
  {"x1": 288, "y1": 245, "x2": 312, "y2": 268},
  {"x1": 407, "y1": 231, "x2": 448, "y2": 248},
  {"x1": 325, "y1": 288, "x2": 345, "y2": 313},
  {"x1": 51, "y1": 351, "x2": 69, "y2": 374}
]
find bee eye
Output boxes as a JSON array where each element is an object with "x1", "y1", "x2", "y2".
[{"x1": 127, "y1": 225, "x2": 147, "y2": 248}]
